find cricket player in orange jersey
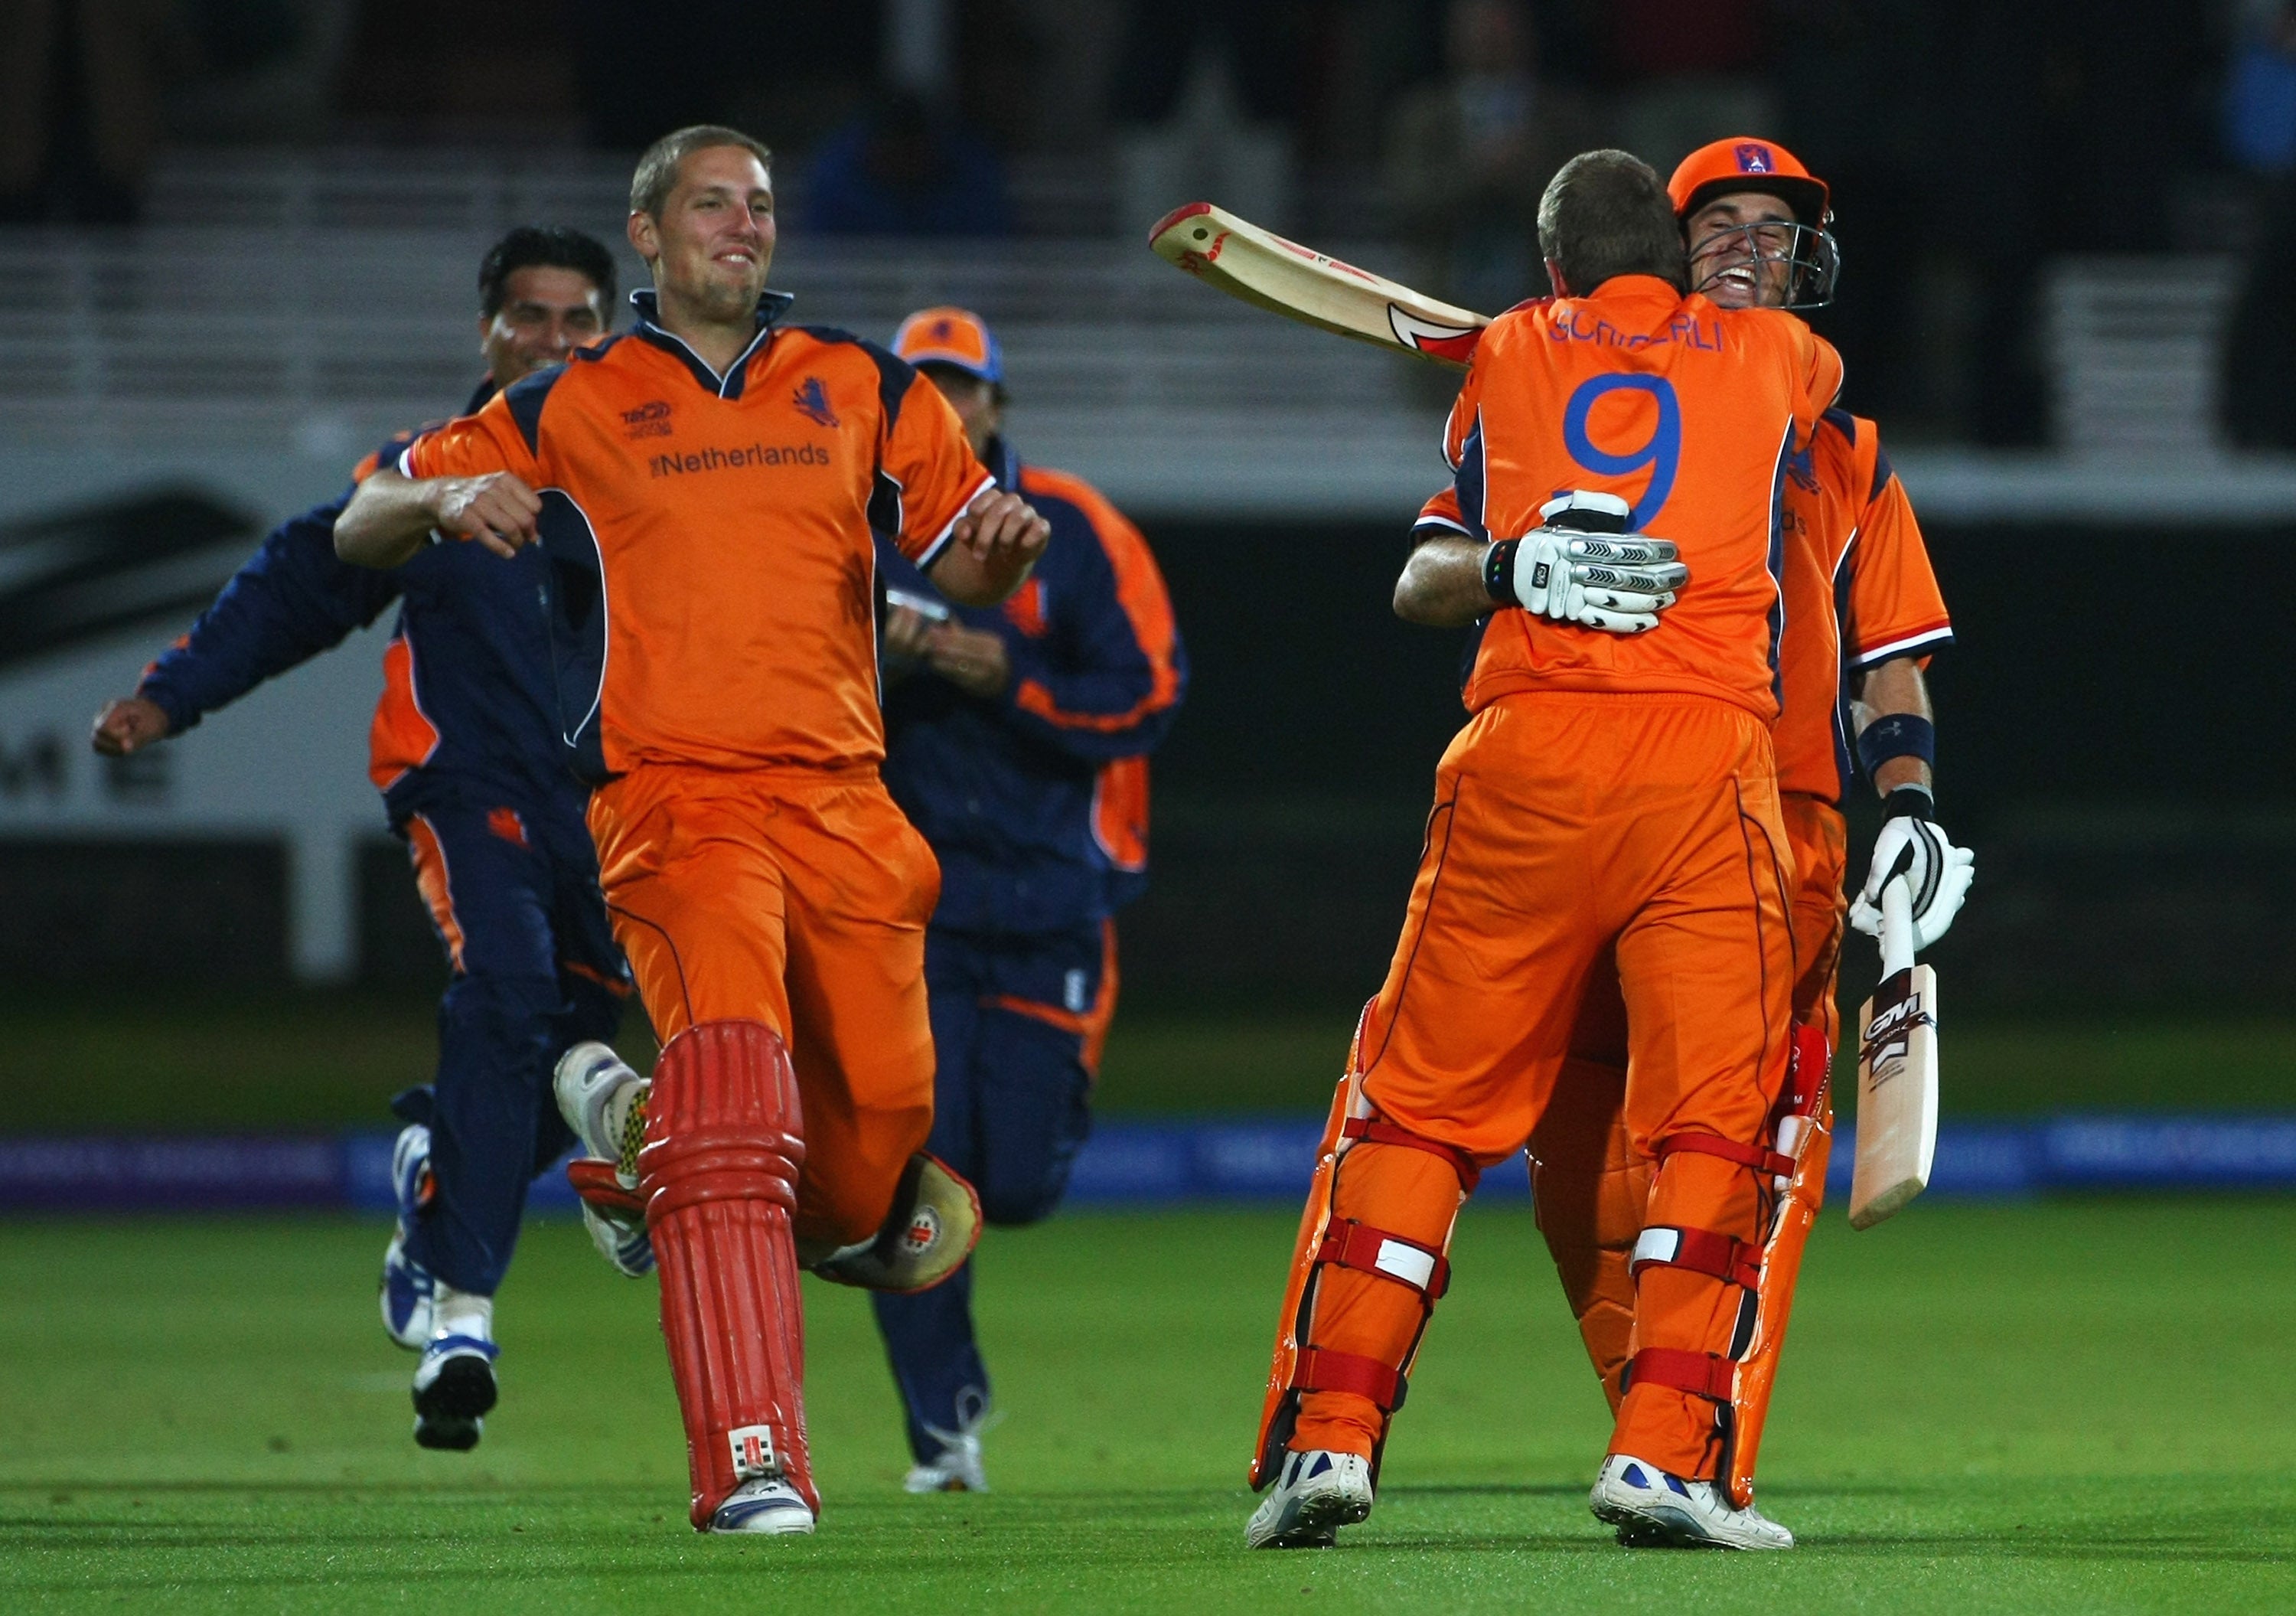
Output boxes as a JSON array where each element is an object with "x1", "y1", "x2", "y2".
[
  {"x1": 1245, "y1": 149, "x2": 1841, "y2": 1553},
  {"x1": 1518, "y1": 136, "x2": 1975, "y2": 1542},
  {"x1": 334, "y1": 125, "x2": 1052, "y2": 1536}
]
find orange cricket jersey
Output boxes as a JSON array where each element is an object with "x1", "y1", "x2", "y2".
[
  {"x1": 1440, "y1": 275, "x2": 1842, "y2": 722},
  {"x1": 1773, "y1": 410, "x2": 1953, "y2": 801},
  {"x1": 403, "y1": 292, "x2": 991, "y2": 780}
]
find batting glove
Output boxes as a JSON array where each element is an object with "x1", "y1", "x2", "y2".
[
  {"x1": 1849, "y1": 787, "x2": 1975, "y2": 951},
  {"x1": 1487, "y1": 530, "x2": 1689, "y2": 635}
]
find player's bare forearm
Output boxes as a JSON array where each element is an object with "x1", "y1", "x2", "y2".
[
  {"x1": 928, "y1": 489, "x2": 1050, "y2": 606},
  {"x1": 1857, "y1": 655, "x2": 1933, "y2": 794},
  {"x1": 1394, "y1": 534, "x2": 1493, "y2": 628},
  {"x1": 334, "y1": 472, "x2": 443, "y2": 567},
  {"x1": 336, "y1": 469, "x2": 540, "y2": 568}
]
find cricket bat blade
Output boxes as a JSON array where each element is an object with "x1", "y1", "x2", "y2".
[
  {"x1": 1148, "y1": 202, "x2": 1489, "y2": 366},
  {"x1": 1848, "y1": 878, "x2": 1939, "y2": 1229}
]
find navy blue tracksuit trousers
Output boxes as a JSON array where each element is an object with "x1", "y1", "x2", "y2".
[
  {"x1": 871, "y1": 922, "x2": 1104, "y2": 1461},
  {"x1": 388, "y1": 780, "x2": 628, "y2": 1296}
]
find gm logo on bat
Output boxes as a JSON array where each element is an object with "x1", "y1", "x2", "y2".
[{"x1": 1861, "y1": 990, "x2": 1933, "y2": 1079}]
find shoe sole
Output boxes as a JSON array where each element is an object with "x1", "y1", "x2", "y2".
[
  {"x1": 1246, "y1": 1487, "x2": 1373, "y2": 1549},
  {"x1": 413, "y1": 1356, "x2": 497, "y2": 1451},
  {"x1": 1591, "y1": 1494, "x2": 1789, "y2": 1552},
  {"x1": 708, "y1": 1506, "x2": 817, "y2": 1535}
]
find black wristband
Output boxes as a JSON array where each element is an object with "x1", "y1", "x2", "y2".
[
  {"x1": 1881, "y1": 785, "x2": 1936, "y2": 822},
  {"x1": 1482, "y1": 538, "x2": 1519, "y2": 605},
  {"x1": 1857, "y1": 713, "x2": 1936, "y2": 776}
]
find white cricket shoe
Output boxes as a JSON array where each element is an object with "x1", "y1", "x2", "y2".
[
  {"x1": 1244, "y1": 1449, "x2": 1375, "y2": 1548},
  {"x1": 1588, "y1": 1454, "x2": 1794, "y2": 1550},
  {"x1": 553, "y1": 1042, "x2": 654, "y2": 1277},
  {"x1": 378, "y1": 1123, "x2": 437, "y2": 1349},
  {"x1": 904, "y1": 1417, "x2": 991, "y2": 1494},
  {"x1": 555, "y1": 1040, "x2": 644, "y2": 1170},
  {"x1": 709, "y1": 1477, "x2": 817, "y2": 1535}
]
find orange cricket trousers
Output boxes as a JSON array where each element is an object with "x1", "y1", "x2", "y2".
[
  {"x1": 587, "y1": 762, "x2": 941, "y2": 1252},
  {"x1": 1780, "y1": 792, "x2": 1848, "y2": 1046},
  {"x1": 1531, "y1": 788, "x2": 1844, "y2": 1412},
  {"x1": 1291, "y1": 690, "x2": 1797, "y2": 1478}
]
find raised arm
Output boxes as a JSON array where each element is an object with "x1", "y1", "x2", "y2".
[{"x1": 336, "y1": 467, "x2": 542, "y2": 568}]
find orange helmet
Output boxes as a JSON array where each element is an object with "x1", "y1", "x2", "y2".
[
  {"x1": 1668, "y1": 137, "x2": 1839, "y2": 310},
  {"x1": 1668, "y1": 137, "x2": 1831, "y2": 228}
]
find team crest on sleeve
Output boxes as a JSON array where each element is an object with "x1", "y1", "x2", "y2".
[
  {"x1": 793, "y1": 378, "x2": 840, "y2": 429},
  {"x1": 1735, "y1": 143, "x2": 1775, "y2": 174}
]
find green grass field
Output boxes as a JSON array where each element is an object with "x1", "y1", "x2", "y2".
[
  {"x1": 3, "y1": 991, "x2": 2290, "y2": 1128},
  {"x1": 5, "y1": 1200, "x2": 2292, "y2": 1611}
]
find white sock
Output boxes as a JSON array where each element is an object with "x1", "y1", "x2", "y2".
[{"x1": 432, "y1": 1286, "x2": 494, "y2": 1343}]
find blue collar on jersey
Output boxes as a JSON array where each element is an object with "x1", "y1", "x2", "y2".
[{"x1": 627, "y1": 288, "x2": 796, "y2": 399}]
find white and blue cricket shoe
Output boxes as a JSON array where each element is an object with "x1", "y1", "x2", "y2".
[
  {"x1": 553, "y1": 1042, "x2": 655, "y2": 1278},
  {"x1": 1588, "y1": 1453, "x2": 1794, "y2": 1550},
  {"x1": 1244, "y1": 1449, "x2": 1375, "y2": 1548},
  {"x1": 379, "y1": 1123, "x2": 437, "y2": 1350},
  {"x1": 709, "y1": 1477, "x2": 816, "y2": 1535},
  {"x1": 411, "y1": 1326, "x2": 499, "y2": 1451}
]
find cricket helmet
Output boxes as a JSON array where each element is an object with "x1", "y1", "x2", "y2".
[
  {"x1": 891, "y1": 305, "x2": 1005, "y2": 386},
  {"x1": 1668, "y1": 137, "x2": 1840, "y2": 311}
]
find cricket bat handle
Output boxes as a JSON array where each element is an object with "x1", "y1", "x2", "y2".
[{"x1": 1880, "y1": 877, "x2": 1915, "y2": 977}]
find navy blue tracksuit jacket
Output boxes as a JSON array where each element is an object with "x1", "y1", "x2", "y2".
[
  {"x1": 136, "y1": 383, "x2": 628, "y2": 1295},
  {"x1": 871, "y1": 436, "x2": 1185, "y2": 1461}
]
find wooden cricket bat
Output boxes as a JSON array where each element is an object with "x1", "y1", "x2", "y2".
[
  {"x1": 1148, "y1": 202, "x2": 1490, "y2": 367},
  {"x1": 1849, "y1": 877, "x2": 1939, "y2": 1229}
]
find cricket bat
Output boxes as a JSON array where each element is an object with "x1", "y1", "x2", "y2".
[
  {"x1": 1148, "y1": 202, "x2": 1490, "y2": 367},
  {"x1": 1848, "y1": 877, "x2": 1940, "y2": 1229}
]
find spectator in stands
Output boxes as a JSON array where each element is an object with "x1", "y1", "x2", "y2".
[
  {"x1": 0, "y1": 0, "x2": 163, "y2": 223},
  {"x1": 1382, "y1": 0, "x2": 1593, "y2": 316},
  {"x1": 1106, "y1": 0, "x2": 1303, "y2": 232},
  {"x1": 1769, "y1": 0, "x2": 1942, "y2": 424},
  {"x1": 805, "y1": 89, "x2": 1015, "y2": 237},
  {"x1": 1603, "y1": 0, "x2": 1776, "y2": 177},
  {"x1": 2226, "y1": 2, "x2": 2296, "y2": 177},
  {"x1": 2225, "y1": 5, "x2": 2296, "y2": 452}
]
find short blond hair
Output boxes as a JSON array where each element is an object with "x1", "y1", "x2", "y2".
[{"x1": 629, "y1": 125, "x2": 773, "y2": 220}]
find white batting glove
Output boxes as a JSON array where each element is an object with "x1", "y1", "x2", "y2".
[
  {"x1": 1849, "y1": 788, "x2": 1975, "y2": 952},
  {"x1": 1495, "y1": 530, "x2": 1688, "y2": 635}
]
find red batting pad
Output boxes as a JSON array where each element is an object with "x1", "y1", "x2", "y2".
[{"x1": 638, "y1": 1019, "x2": 815, "y2": 1527}]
